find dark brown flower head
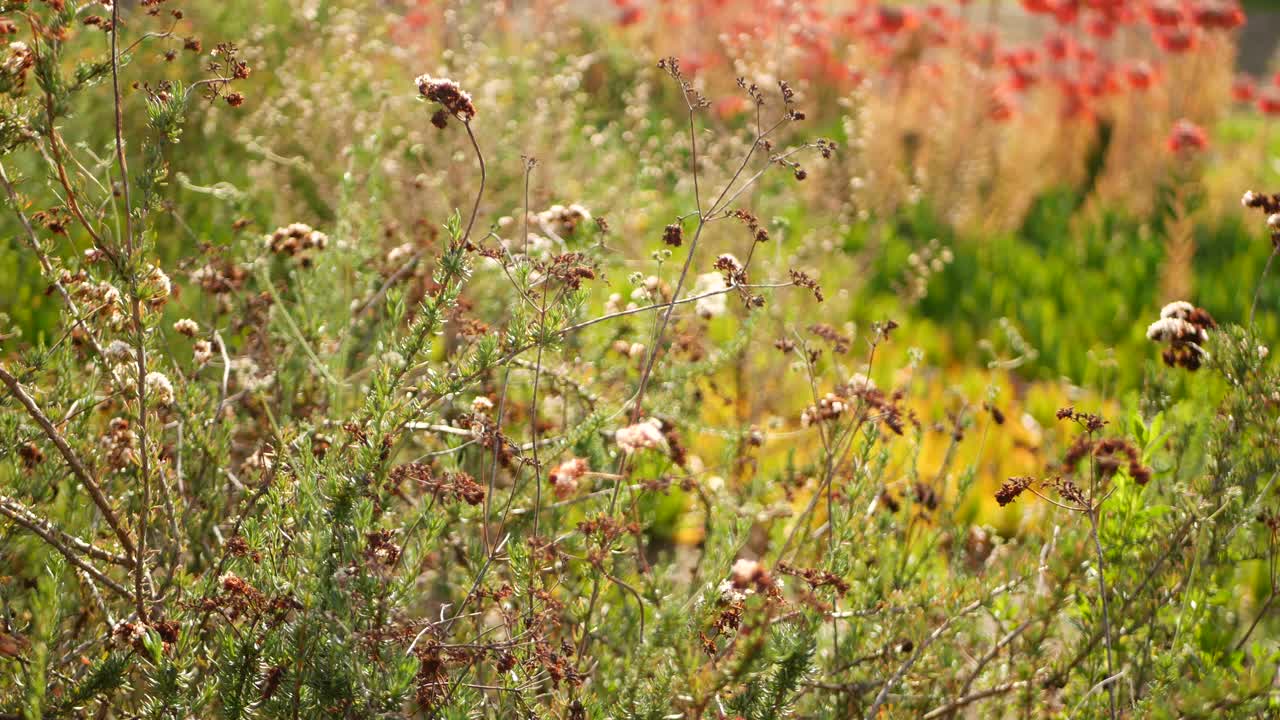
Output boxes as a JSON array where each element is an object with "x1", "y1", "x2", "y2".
[
  {"x1": 878, "y1": 488, "x2": 902, "y2": 513},
  {"x1": 657, "y1": 56, "x2": 710, "y2": 108},
  {"x1": 731, "y1": 209, "x2": 769, "y2": 243},
  {"x1": 738, "y1": 77, "x2": 766, "y2": 106},
  {"x1": 663, "y1": 222, "x2": 684, "y2": 247},
  {"x1": 912, "y1": 481, "x2": 940, "y2": 511},
  {"x1": 1050, "y1": 477, "x2": 1089, "y2": 507},
  {"x1": 415, "y1": 74, "x2": 477, "y2": 123},
  {"x1": 1242, "y1": 190, "x2": 1280, "y2": 246},
  {"x1": 1056, "y1": 406, "x2": 1107, "y2": 432},
  {"x1": 365, "y1": 529, "x2": 403, "y2": 568},
  {"x1": 984, "y1": 402, "x2": 1005, "y2": 425},
  {"x1": 18, "y1": 441, "x2": 43, "y2": 470},
  {"x1": 1147, "y1": 301, "x2": 1215, "y2": 371},
  {"x1": 808, "y1": 323, "x2": 850, "y2": 354},
  {"x1": 714, "y1": 253, "x2": 747, "y2": 286},
  {"x1": 996, "y1": 476, "x2": 1034, "y2": 506},
  {"x1": 789, "y1": 269, "x2": 824, "y2": 302}
]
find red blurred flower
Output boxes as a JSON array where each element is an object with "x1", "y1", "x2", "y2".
[
  {"x1": 990, "y1": 89, "x2": 1018, "y2": 122},
  {"x1": 1009, "y1": 65, "x2": 1040, "y2": 92},
  {"x1": 1258, "y1": 87, "x2": 1280, "y2": 116},
  {"x1": 1233, "y1": 74, "x2": 1257, "y2": 103},
  {"x1": 1166, "y1": 119, "x2": 1209, "y2": 153},
  {"x1": 1154, "y1": 28, "x2": 1198, "y2": 53},
  {"x1": 999, "y1": 49, "x2": 1023, "y2": 69},
  {"x1": 403, "y1": 9, "x2": 430, "y2": 30},
  {"x1": 714, "y1": 95, "x2": 748, "y2": 119},
  {"x1": 968, "y1": 30, "x2": 998, "y2": 61},
  {"x1": 1060, "y1": 83, "x2": 1095, "y2": 122},
  {"x1": 1191, "y1": 1, "x2": 1245, "y2": 30},
  {"x1": 1083, "y1": 65, "x2": 1124, "y2": 97},
  {"x1": 1051, "y1": 0, "x2": 1081, "y2": 24},
  {"x1": 616, "y1": 2, "x2": 644, "y2": 27},
  {"x1": 679, "y1": 51, "x2": 714, "y2": 76},
  {"x1": 1127, "y1": 61, "x2": 1158, "y2": 90},
  {"x1": 1045, "y1": 32, "x2": 1074, "y2": 61},
  {"x1": 872, "y1": 5, "x2": 919, "y2": 34},
  {"x1": 1146, "y1": 0, "x2": 1184, "y2": 27},
  {"x1": 1085, "y1": 17, "x2": 1116, "y2": 39}
]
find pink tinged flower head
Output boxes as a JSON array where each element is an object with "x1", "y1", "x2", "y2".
[
  {"x1": 730, "y1": 558, "x2": 765, "y2": 588},
  {"x1": 549, "y1": 457, "x2": 590, "y2": 499},
  {"x1": 615, "y1": 418, "x2": 666, "y2": 454}
]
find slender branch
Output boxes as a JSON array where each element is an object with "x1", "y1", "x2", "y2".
[
  {"x1": 109, "y1": 0, "x2": 153, "y2": 622},
  {"x1": 1233, "y1": 590, "x2": 1276, "y2": 653},
  {"x1": 0, "y1": 497, "x2": 134, "y2": 601},
  {"x1": 0, "y1": 495, "x2": 134, "y2": 568},
  {"x1": 955, "y1": 619, "x2": 1032, "y2": 702},
  {"x1": 922, "y1": 678, "x2": 1037, "y2": 719},
  {"x1": 864, "y1": 572, "x2": 1033, "y2": 719},
  {"x1": 0, "y1": 160, "x2": 107, "y2": 361},
  {"x1": 460, "y1": 120, "x2": 485, "y2": 245},
  {"x1": 0, "y1": 364, "x2": 136, "y2": 558},
  {"x1": 1250, "y1": 245, "x2": 1277, "y2": 329},
  {"x1": 1087, "y1": 508, "x2": 1117, "y2": 720}
]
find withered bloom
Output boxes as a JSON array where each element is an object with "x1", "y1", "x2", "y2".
[
  {"x1": 415, "y1": 74, "x2": 477, "y2": 123},
  {"x1": 996, "y1": 476, "x2": 1034, "y2": 506}
]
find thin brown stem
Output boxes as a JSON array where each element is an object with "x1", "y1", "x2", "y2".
[
  {"x1": 0, "y1": 364, "x2": 136, "y2": 558},
  {"x1": 1087, "y1": 508, "x2": 1118, "y2": 720},
  {"x1": 110, "y1": 0, "x2": 152, "y2": 623},
  {"x1": 0, "y1": 496, "x2": 134, "y2": 569},
  {"x1": 1250, "y1": 245, "x2": 1277, "y2": 329}
]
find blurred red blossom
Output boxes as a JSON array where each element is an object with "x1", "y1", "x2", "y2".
[{"x1": 1167, "y1": 119, "x2": 1209, "y2": 154}]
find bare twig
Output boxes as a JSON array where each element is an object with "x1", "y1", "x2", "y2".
[
  {"x1": 0, "y1": 364, "x2": 136, "y2": 558},
  {"x1": 0, "y1": 496, "x2": 134, "y2": 601},
  {"x1": 864, "y1": 572, "x2": 1034, "y2": 719}
]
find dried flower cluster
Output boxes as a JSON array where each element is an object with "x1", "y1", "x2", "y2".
[{"x1": 1146, "y1": 300, "x2": 1216, "y2": 370}]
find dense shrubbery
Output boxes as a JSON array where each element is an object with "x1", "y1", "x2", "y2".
[{"x1": 2, "y1": 1, "x2": 1280, "y2": 718}]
